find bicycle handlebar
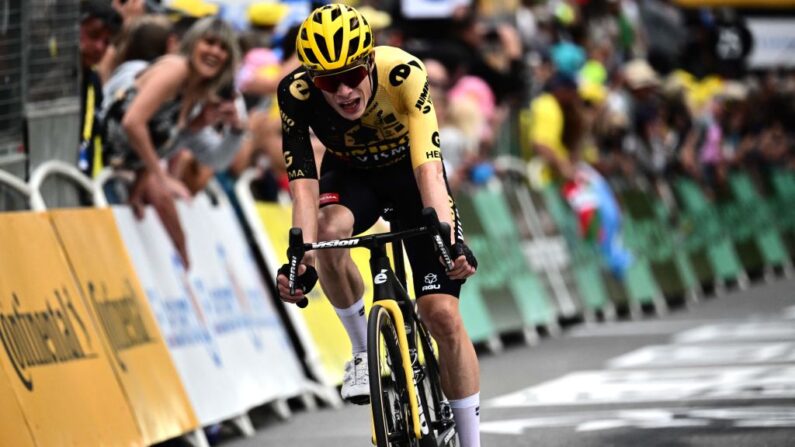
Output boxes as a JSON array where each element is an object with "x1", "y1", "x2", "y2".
[{"x1": 286, "y1": 207, "x2": 454, "y2": 308}]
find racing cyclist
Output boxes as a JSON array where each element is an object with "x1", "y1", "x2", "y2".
[{"x1": 275, "y1": 5, "x2": 480, "y2": 446}]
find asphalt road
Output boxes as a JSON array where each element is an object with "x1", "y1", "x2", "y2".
[{"x1": 216, "y1": 276, "x2": 795, "y2": 447}]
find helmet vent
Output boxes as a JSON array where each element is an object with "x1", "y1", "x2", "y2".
[
  {"x1": 332, "y1": 28, "x2": 344, "y2": 61},
  {"x1": 303, "y1": 48, "x2": 319, "y2": 65},
  {"x1": 312, "y1": 11, "x2": 323, "y2": 24},
  {"x1": 300, "y1": 27, "x2": 307, "y2": 40},
  {"x1": 330, "y1": 7, "x2": 342, "y2": 21},
  {"x1": 362, "y1": 31, "x2": 372, "y2": 50},
  {"x1": 349, "y1": 36, "x2": 360, "y2": 54},
  {"x1": 315, "y1": 33, "x2": 332, "y2": 63},
  {"x1": 350, "y1": 16, "x2": 359, "y2": 31}
]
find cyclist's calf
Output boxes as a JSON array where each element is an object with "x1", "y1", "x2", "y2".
[{"x1": 417, "y1": 295, "x2": 465, "y2": 346}]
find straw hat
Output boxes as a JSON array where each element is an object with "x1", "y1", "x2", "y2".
[
  {"x1": 357, "y1": 6, "x2": 392, "y2": 31},
  {"x1": 623, "y1": 59, "x2": 660, "y2": 90}
]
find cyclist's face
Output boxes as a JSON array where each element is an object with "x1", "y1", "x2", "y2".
[
  {"x1": 191, "y1": 36, "x2": 229, "y2": 80},
  {"x1": 318, "y1": 64, "x2": 373, "y2": 121}
]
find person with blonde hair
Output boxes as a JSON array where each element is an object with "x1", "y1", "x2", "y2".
[{"x1": 110, "y1": 16, "x2": 240, "y2": 267}]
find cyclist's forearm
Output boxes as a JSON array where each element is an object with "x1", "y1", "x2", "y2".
[
  {"x1": 290, "y1": 178, "x2": 320, "y2": 264},
  {"x1": 415, "y1": 161, "x2": 454, "y2": 244}
]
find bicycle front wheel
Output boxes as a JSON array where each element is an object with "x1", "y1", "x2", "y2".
[{"x1": 369, "y1": 304, "x2": 417, "y2": 447}]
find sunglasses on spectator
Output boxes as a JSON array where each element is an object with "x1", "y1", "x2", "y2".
[{"x1": 311, "y1": 62, "x2": 370, "y2": 93}]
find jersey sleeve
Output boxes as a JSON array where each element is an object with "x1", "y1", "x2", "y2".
[
  {"x1": 396, "y1": 58, "x2": 442, "y2": 170},
  {"x1": 277, "y1": 72, "x2": 318, "y2": 181}
]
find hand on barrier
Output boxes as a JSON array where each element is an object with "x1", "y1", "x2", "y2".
[
  {"x1": 130, "y1": 170, "x2": 190, "y2": 269},
  {"x1": 449, "y1": 242, "x2": 477, "y2": 281},
  {"x1": 277, "y1": 263, "x2": 318, "y2": 305}
]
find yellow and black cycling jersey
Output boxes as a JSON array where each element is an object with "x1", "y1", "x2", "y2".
[{"x1": 277, "y1": 46, "x2": 442, "y2": 181}]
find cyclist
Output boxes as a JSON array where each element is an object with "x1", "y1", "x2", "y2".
[{"x1": 275, "y1": 5, "x2": 480, "y2": 446}]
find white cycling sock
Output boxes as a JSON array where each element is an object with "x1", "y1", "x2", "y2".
[
  {"x1": 334, "y1": 298, "x2": 367, "y2": 354},
  {"x1": 449, "y1": 392, "x2": 480, "y2": 447}
]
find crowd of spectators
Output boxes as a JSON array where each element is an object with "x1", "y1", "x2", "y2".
[{"x1": 77, "y1": 0, "x2": 795, "y2": 265}]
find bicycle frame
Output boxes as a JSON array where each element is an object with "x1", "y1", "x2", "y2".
[{"x1": 289, "y1": 210, "x2": 453, "y2": 443}]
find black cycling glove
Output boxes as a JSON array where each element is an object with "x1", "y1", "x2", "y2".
[
  {"x1": 451, "y1": 242, "x2": 478, "y2": 270},
  {"x1": 278, "y1": 263, "x2": 319, "y2": 294}
]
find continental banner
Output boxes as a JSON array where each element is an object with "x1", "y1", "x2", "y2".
[
  {"x1": 255, "y1": 202, "x2": 387, "y2": 385},
  {"x1": 0, "y1": 212, "x2": 142, "y2": 446},
  {"x1": 112, "y1": 206, "x2": 249, "y2": 426},
  {"x1": 49, "y1": 208, "x2": 199, "y2": 445},
  {"x1": 203, "y1": 195, "x2": 306, "y2": 400},
  {"x1": 0, "y1": 362, "x2": 35, "y2": 447}
]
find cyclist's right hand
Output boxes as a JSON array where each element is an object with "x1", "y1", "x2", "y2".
[{"x1": 277, "y1": 263, "x2": 318, "y2": 303}]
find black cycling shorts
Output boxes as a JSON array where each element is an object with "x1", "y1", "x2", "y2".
[{"x1": 318, "y1": 153, "x2": 462, "y2": 299}]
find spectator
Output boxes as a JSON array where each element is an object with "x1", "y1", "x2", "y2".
[
  {"x1": 527, "y1": 71, "x2": 584, "y2": 184},
  {"x1": 101, "y1": 15, "x2": 179, "y2": 116},
  {"x1": 79, "y1": 0, "x2": 121, "y2": 177},
  {"x1": 104, "y1": 17, "x2": 240, "y2": 267},
  {"x1": 96, "y1": 0, "x2": 148, "y2": 83}
]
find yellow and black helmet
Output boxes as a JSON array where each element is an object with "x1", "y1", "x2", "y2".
[{"x1": 296, "y1": 4, "x2": 373, "y2": 72}]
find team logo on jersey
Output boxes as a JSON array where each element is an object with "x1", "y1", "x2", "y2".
[
  {"x1": 280, "y1": 109, "x2": 295, "y2": 134},
  {"x1": 422, "y1": 273, "x2": 441, "y2": 291},
  {"x1": 414, "y1": 80, "x2": 432, "y2": 114},
  {"x1": 432, "y1": 131, "x2": 441, "y2": 148},
  {"x1": 388, "y1": 60, "x2": 423, "y2": 86},
  {"x1": 289, "y1": 79, "x2": 311, "y2": 101}
]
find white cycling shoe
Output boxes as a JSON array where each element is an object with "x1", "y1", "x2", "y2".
[{"x1": 341, "y1": 352, "x2": 370, "y2": 405}]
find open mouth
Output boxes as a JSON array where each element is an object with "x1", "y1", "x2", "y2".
[
  {"x1": 201, "y1": 55, "x2": 221, "y2": 70},
  {"x1": 338, "y1": 98, "x2": 361, "y2": 114}
]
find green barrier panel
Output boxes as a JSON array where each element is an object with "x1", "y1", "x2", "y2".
[
  {"x1": 455, "y1": 195, "x2": 520, "y2": 337},
  {"x1": 456, "y1": 194, "x2": 552, "y2": 341},
  {"x1": 541, "y1": 186, "x2": 662, "y2": 315},
  {"x1": 673, "y1": 178, "x2": 747, "y2": 285},
  {"x1": 472, "y1": 188, "x2": 558, "y2": 327},
  {"x1": 539, "y1": 186, "x2": 615, "y2": 313},
  {"x1": 770, "y1": 169, "x2": 795, "y2": 257},
  {"x1": 726, "y1": 172, "x2": 791, "y2": 272},
  {"x1": 619, "y1": 189, "x2": 700, "y2": 302}
]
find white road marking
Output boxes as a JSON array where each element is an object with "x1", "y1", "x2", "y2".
[
  {"x1": 567, "y1": 320, "x2": 725, "y2": 338},
  {"x1": 481, "y1": 407, "x2": 795, "y2": 435},
  {"x1": 487, "y1": 365, "x2": 795, "y2": 407},
  {"x1": 608, "y1": 342, "x2": 795, "y2": 368},
  {"x1": 674, "y1": 321, "x2": 795, "y2": 343}
]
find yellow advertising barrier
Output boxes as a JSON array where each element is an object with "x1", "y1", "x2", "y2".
[
  {"x1": 0, "y1": 212, "x2": 143, "y2": 446},
  {"x1": 257, "y1": 202, "x2": 403, "y2": 385},
  {"x1": 49, "y1": 208, "x2": 199, "y2": 445},
  {"x1": 0, "y1": 363, "x2": 36, "y2": 447}
]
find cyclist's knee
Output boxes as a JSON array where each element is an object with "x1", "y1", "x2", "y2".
[
  {"x1": 318, "y1": 206, "x2": 354, "y2": 241},
  {"x1": 420, "y1": 297, "x2": 463, "y2": 343}
]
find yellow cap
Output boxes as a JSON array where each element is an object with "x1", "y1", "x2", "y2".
[
  {"x1": 248, "y1": 2, "x2": 290, "y2": 27},
  {"x1": 169, "y1": 0, "x2": 219, "y2": 18},
  {"x1": 579, "y1": 81, "x2": 607, "y2": 105}
]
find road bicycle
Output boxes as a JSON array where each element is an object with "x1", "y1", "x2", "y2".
[{"x1": 287, "y1": 208, "x2": 458, "y2": 446}]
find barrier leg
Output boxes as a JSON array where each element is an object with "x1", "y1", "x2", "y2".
[
  {"x1": 230, "y1": 413, "x2": 256, "y2": 438},
  {"x1": 271, "y1": 399, "x2": 292, "y2": 420},
  {"x1": 184, "y1": 429, "x2": 210, "y2": 447}
]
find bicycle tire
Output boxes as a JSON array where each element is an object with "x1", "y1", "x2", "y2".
[
  {"x1": 369, "y1": 304, "x2": 417, "y2": 447},
  {"x1": 415, "y1": 320, "x2": 457, "y2": 447}
]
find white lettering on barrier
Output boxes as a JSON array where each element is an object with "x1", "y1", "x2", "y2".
[
  {"x1": 112, "y1": 206, "x2": 246, "y2": 425},
  {"x1": 205, "y1": 195, "x2": 306, "y2": 400}
]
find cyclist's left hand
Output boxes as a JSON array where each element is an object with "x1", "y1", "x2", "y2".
[{"x1": 447, "y1": 242, "x2": 477, "y2": 280}]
